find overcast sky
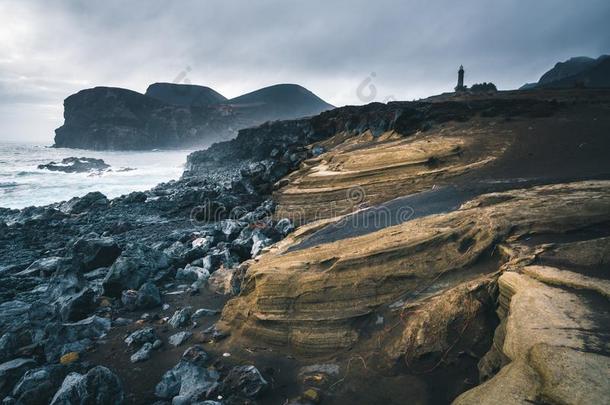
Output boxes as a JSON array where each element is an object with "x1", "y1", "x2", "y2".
[{"x1": 1, "y1": 0, "x2": 609, "y2": 143}]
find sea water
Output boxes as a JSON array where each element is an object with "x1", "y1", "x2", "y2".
[{"x1": 0, "y1": 141, "x2": 198, "y2": 209}]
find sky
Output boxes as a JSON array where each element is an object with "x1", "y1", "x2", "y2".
[{"x1": 0, "y1": 0, "x2": 609, "y2": 143}]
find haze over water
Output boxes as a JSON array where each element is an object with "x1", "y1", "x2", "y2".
[{"x1": 0, "y1": 141, "x2": 195, "y2": 209}]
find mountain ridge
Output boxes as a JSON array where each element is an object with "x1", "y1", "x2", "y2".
[{"x1": 521, "y1": 54, "x2": 610, "y2": 89}]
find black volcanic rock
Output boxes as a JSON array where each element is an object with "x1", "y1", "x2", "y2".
[
  {"x1": 145, "y1": 82, "x2": 227, "y2": 107},
  {"x1": 522, "y1": 55, "x2": 610, "y2": 89},
  {"x1": 228, "y1": 83, "x2": 334, "y2": 122},
  {"x1": 38, "y1": 157, "x2": 110, "y2": 173}
]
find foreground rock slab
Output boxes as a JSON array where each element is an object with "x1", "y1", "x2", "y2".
[{"x1": 220, "y1": 181, "x2": 610, "y2": 357}]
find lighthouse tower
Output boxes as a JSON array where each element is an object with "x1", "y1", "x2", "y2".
[{"x1": 455, "y1": 65, "x2": 466, "y2": 92}]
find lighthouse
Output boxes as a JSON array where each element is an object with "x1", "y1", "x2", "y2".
[{"x1": 455, "y1": 65, "x2": 466, "y2": 92}]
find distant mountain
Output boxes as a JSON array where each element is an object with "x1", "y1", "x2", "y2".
[
  {"x1": 54, "y1": 83, "x2": 334, "y2": 150},
  {"x1": 228, "y1": 84, "x2": 335, "y2": 121},
  {"x1": 521, "y1": 55, "x2": 610, "y2": 90},
  {"x1": 145, "y1": 82, "x2": 227, "y2": 106}
]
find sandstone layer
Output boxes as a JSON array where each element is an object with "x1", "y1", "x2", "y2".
[
  {"x1": 219, "y1": 181, "x2": 610, "y2": 361},
  {"x1": 454, "y1": 238, "x2": 610, "y2": 404}
]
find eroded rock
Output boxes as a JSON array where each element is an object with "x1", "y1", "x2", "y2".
[{"x1": 49, "y1": 366, "x2": 123, "y2": 405}]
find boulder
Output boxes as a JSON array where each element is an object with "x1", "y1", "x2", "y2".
[
  {"x1": 221, "y1": 365, "x2": 268, "y2": 399},
  {"x1": 208, "y1": 268, "x2": 235, "y2": 296},
  {"x1": 250, "y1": 230, "x2": 273, "y2": 257},
  {"x1": 191, "y1": 308, "x2": 220, "y2": 320},
  {"x1": 135, "y1": 282, "x2": 162, "y2": 309},
  {"x1": 175, "y1": 265, "x2": 210, "y2": 284},
  {"x1": 57, "y1": 288, "x2": 96, "y2": 322},
  {"x1": 49, "y1": 366, "x2": 123, "y2": 405},
  {"x1": 168, "y1": 308, "x2": 192, "y2": 329},
  {"x1": 0, "y1": 358, "x2": 37, "y2": 398},
  {"x1": 124, "y1": 327, "x2": 157, "y2": 348},
  {"x1": 122, "y1": 191, "x2": 147, "y2": 204},
  {"x1": 15, "y1": 257, "x2": 64, "y2": 277},
  {"x1": 0, "y1": 301, "x2": 31, "y2": 330},
  {"x1": 38, "y1": 157, "x2": 110, "y2": 173},
  {"x1": 44, "y1": 316, "x2": 111, "y2": 363},
  {"x1": 168, "y1": 332, "x2": 192, "y2": 347},
  {"x1": 11, "y1": 365, "x2": 67, "y2": 405},
  {"x1": 130, "y1": 343, "x2": 153, "y2": 364},
  {"x1": 120, "y1": 290, "x2": 138, "y2": 311},
  {"x1": 274, "y1": 218, "x2": 295, "y2": 236},
  {"x1": 0, "y1": 333, "x2": 18, "y2": 363},
  {"x1": 71, "y1": 236, "x2": 121, "y2": 272},
  {"x1": 219, "y1": 220, "x2": 245, "y2": 241},
  {"x1": 59, "y1": 192, "x2": 109, "y2": 215},
  {"x1": 155, "y1": 347, "x2": 218, "y2": 402},
  {"x1": 102, "y1": 244, "x2": 170, "y2": 297}
]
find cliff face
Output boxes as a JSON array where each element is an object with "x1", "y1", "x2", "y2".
[
  {"x1": 54, "y1": 87, "x2": 238, "y2": 150},
  {"x1": 54, "y1": 84, "x2": 334, "y2": 150}
]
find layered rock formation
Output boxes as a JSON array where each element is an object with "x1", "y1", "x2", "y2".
[
  {"x1": 218, "y1": 181, "x2": 610, "y2": 358},
  {"x1": 454, "y1": 237, "x2": 610, "y2": 404}
]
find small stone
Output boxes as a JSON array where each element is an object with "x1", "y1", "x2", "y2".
[
  {"x1": 221, "y1": 365, "x2": 268, "y2": 398},
  {"x1": 181, "y1": 346, "x2": 208, "y2": 365},
  {"x1": 113, "y1": 317, "x2": 133, "y2": 326},
  {"x1": 120, "y1": 289, "x2": 138, "y2": 311},
  {"x1": 202, "y1": 324, "x2": 229, "y2": 342},
  {"x1": 169, "y1": 332, "x2": 192, "y2": 347},
  {"x1": 59, "y1": 352, "x2": 79, "y2": 365},
  {"x1": 303, "y1": 388, "x2": 320, "y2": 403},
  {"x1": 191, "y1": 308, "x2": 220, "y2": 319},
  {"x1": 99, "y1": 298, "x2": 112, "y2": 307},
  {"x1": 124, "y1": 327, "x2": 157, "y2": 348},
  {"x1": 168, "y1": 307, "x2": 192, "y2": 329},
  {"x1": 136, "y1": 282, "x2": 162, "y2": 309},
  {"x1": 130, "y1": 343, "x2": 153, "y2": 363}
]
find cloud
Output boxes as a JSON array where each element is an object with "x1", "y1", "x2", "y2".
[{"x1": 0, "y1": 0, "x2": 609, "y2": 142}]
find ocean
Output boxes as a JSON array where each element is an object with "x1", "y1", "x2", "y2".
[{"x1": 0, "y1": 141, "x2": 198, "y2": 209}]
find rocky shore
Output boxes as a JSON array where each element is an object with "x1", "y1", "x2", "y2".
[{"x1": 1, "y1": 88, "x2": 609, "y2": 404}]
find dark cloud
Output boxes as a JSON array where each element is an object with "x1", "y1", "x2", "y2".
[{"x1": 1, "y1": 0, "x2": 609, "y2": 142}]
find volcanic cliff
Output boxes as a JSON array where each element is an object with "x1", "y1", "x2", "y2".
[{"x1": 53, "y1": 83, "x2": 333, "y2": 150}]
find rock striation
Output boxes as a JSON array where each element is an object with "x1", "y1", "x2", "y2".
[
  {"x1": 218, "y1": 181, "x2": 610, "y2": 356},
  {"x1": 454, "y1": 237, "x2": 610, "y2": 404}
]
